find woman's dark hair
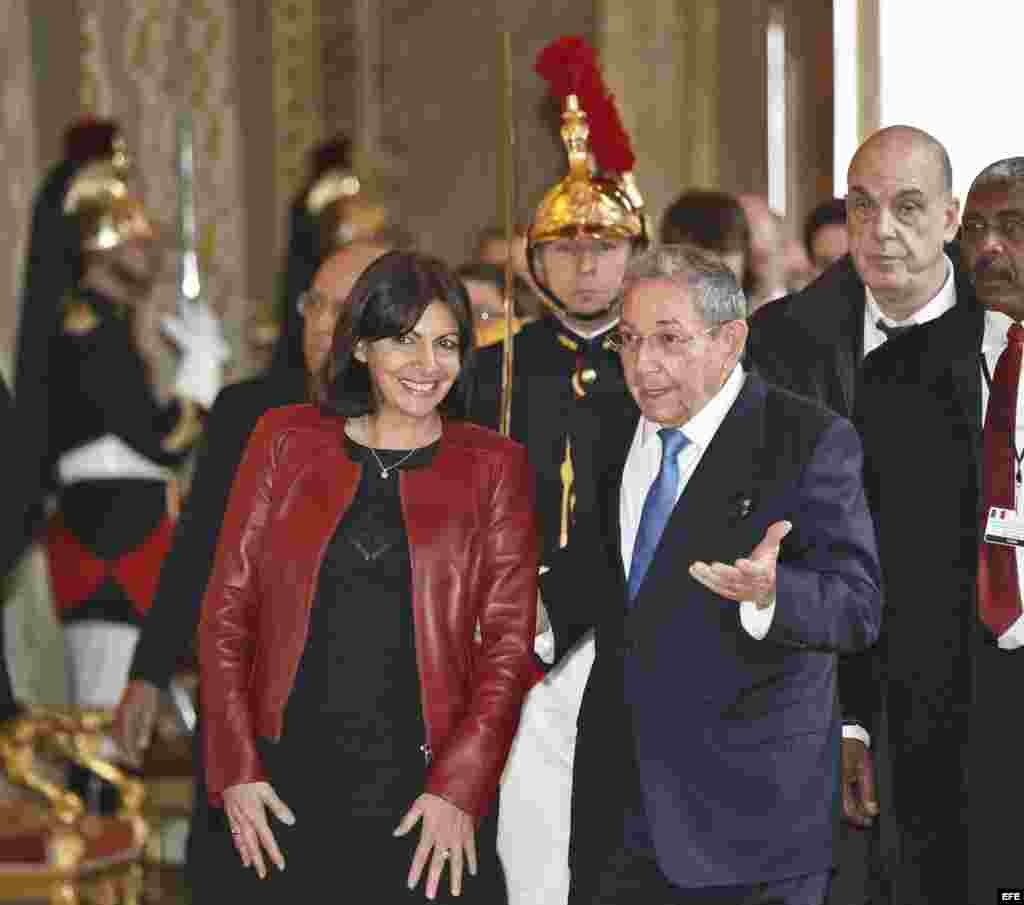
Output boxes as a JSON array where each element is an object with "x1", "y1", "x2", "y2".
[
  {"x1": 320, "y1": 250, "x2": 476, "y2": 418},
  {"x1": 659, "y1": 190, "x2": 750, "y2": 257}
]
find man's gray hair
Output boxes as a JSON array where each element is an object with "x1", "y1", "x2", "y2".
[
  {"x1": 623, "y1": 244, "x2": 749, "y2": 324},
  {"x1": 970, "y1": 157, "x2": 1024, "y2": 192}
]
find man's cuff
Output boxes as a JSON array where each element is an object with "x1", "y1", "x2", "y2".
[
  {"x1": 998, "y1": 612, "x2": 1024, "y2": 650},
  {"x1": 534, "y1": 627, "x2": 555, "y2": 665},
  {"x1": 842, "y1": 723, "x2": 871, "y2": 748},
  {"x1": 740, "y1": 595, "x2": 776, "y2": 640}
]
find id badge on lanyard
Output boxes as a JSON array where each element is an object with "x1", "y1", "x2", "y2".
[
  {"x1": 985, "y1": 507, "x2": 1024, "y2": 548},
  {"x1": 981, "y1": 351, "x2": 1024, "y2": 545}
]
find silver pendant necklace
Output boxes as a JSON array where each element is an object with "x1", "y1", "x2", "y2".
[{"x1": 367, "y1": 444, "x2": 419, "y2": 479}]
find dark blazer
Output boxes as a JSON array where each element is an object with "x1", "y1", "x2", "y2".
[
  {"x1": 129, "y1": 369, "x2": 308, "y2": 689},
  {"x1": 748, "y1": 245, "x2": 971, "y2": 421},
  {"x1": 854, "y1": 297, "x2": 1018, "y2": 902},
  {"x1": 199, "y1": 408, "x2": 539, "y2": 816},
  {"x1": 542, "y1": 372, "x2": 882, "y2": 890},
  {"x1": 749, "y1": 247, "x2": 974, "y2": 734},
  {"x1": 747, "y1": 258, "x2": 866, "y2": 419}
]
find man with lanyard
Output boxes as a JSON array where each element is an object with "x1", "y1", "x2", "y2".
[
  {"x1": 471, "y1": 37, "x2": 645, "y2": 905},
  {"x1": 852, "y1": 157, "x2": 1024, "y2": 902}
]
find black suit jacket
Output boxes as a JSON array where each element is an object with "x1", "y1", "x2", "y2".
[
  {"x1": 129, "y1": 369, "x2": 309, "y2": 688},
  {"x1": 746, "y1": 268, "x2": 860, "y2": 419},
  {"x1": 748, "y1": 245, "x2": 971, "y2": 422},
  {"x1": 749, "y1": 247, "x2": 974, "y2": 731},
  {"x1": 853, "y1": 297, "x2": 1019, "y2": 902}
]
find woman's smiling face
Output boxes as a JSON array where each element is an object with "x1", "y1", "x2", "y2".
[{"x1": 355, "y1": 301, "x2": 462, "y2": 423}]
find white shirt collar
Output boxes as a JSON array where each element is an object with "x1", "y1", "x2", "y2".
[
  {"x1": 865, "y1": 254, "x2": 956, "y2": 328},
  {"x1": 983, "y1": 308, "x2": 1016, "y2": 355},
  {"x1": 552, "y1": 313, "x2": 620, "y2": 341},
  {"x1": 637, "y1": 363, "x2": 746, "y2": 451}
]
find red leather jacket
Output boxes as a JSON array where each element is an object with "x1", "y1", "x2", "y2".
[{"x1": 198, "y1": 405, "x2": 538, "y2": 817}]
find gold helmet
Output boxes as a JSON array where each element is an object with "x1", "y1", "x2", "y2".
[
  {"x1": 530, "y1": 95, "x2": 644, "y2": 246},
  {"x1": 528, "y1": 36, "x2": 647, "y2": 314},
  {"x1": 305, "y1": 167, "x2": 390, "y2": 254},
  {"x1": 62, "y1": 155, "x2": 156, "y2": 252}
]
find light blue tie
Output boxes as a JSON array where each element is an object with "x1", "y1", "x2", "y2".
[{"x1": 627, "y1": 428, "x2": 690, "y2": 603}]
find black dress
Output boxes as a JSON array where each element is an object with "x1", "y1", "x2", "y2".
[{"x1": 197, "y1": 436, "x2": 506, "y2": 904}]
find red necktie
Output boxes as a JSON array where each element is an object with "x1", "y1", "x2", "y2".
[{"x1": 978, "y1": 322, "x2": 1024, "y2": 635}]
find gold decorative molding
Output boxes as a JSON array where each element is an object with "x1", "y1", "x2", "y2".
[
  {"x1": 187, "y1": 0, "x2": 220, "y2": 275},
  {"x1": 78, "y1": 8, "x2": 110, "y2": 114},
  {"x1": 271, "y1": 0, "x2": 323, "y2": 203}
]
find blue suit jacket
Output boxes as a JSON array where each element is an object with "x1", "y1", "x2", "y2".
[{"x1": 542, "y1": 372, "x2": 882, "y2": 890}]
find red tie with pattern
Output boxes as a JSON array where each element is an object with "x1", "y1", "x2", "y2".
[{"x1": 978, "y1": 322, "x2": 1024, "y2": 636}]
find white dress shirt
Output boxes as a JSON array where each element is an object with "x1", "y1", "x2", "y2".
[
  {"x1": 862, "y1": 254, "x2": 956, "y2": 358},
  {"x1": 620, "y1": 364, "x2": 775, "y2": 638},
  {"x1": 980, "y1": 309, "x2": 1024, "y2": 650}
]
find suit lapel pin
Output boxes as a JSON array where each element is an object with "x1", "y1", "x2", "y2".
[{"x1": 729, "y1": 492, "x2": 756, "y2": 520}]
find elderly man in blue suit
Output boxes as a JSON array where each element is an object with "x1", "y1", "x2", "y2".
[{"x1": 539, "y1": 246, "x2": 882, "y2": 905}]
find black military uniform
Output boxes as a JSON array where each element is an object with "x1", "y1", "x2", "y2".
[
  {"x1": 472, "y1": 317, "x2": 637, "y2": 561},
  {"x1": 488, "y1": 46, "x2": 648, "y2": 905},
  {"x1": 45, "y1": 288, "x2": 193, "y2": 632},
  {"x1": 14, "y1": 120, "x2": 223, "y2": 714}
]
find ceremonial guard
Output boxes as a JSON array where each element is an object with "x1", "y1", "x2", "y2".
[
  {"x1": 13, "y1": 120, "x2": 227, "y2": 716},
  {"x1": 269, "y1": 135, "x2": 396, "y2": 375},
  {"x1": 471, "y1": 37, "x2": 646, "y2": 905}
]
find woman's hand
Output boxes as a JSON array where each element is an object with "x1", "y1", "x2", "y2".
[
  {"x1": 394, "y1": 793, "x2": 477, "y2": 899},
  {"x1": 222, "y1": 781, "x2": 295, "y2": 878}
]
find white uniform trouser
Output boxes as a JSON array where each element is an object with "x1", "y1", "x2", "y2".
[
  {"x1": 63, "y1": 621, "x2": 141, "y2": 710},
  {"x1": 498, "y1": 634, "x2": 595, "y2": 905}
]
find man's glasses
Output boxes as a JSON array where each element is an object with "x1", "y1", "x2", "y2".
[
  {"x1": 961, "y1": 216, "x2": 1024, "y2": 245},
  {"x1": 606, "y1": 324, "x2": 720, "y2": 357}
]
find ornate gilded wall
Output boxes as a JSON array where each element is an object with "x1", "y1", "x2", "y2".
[
  {"x1": 3, "y1": 1, "x2": 252, "y2": 385},
  {"x1": 0, "y1": 0, "x2": 835, "y2": 380},
  {"x1": 76, "y1": 0, "x2": 251, "y2": 382}
]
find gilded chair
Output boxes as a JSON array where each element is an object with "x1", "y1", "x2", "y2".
[{"x1": 0, "y1": 708, "x2": 147, "y2": 905}]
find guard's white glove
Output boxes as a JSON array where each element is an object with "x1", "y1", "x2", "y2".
[{"x1": 161, "y1": 299, "x2": 230, "y2": 409}]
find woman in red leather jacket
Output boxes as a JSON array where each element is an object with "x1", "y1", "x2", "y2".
[{"x1": 197, "y1": 251, "x2": 539, "y2": 903}]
